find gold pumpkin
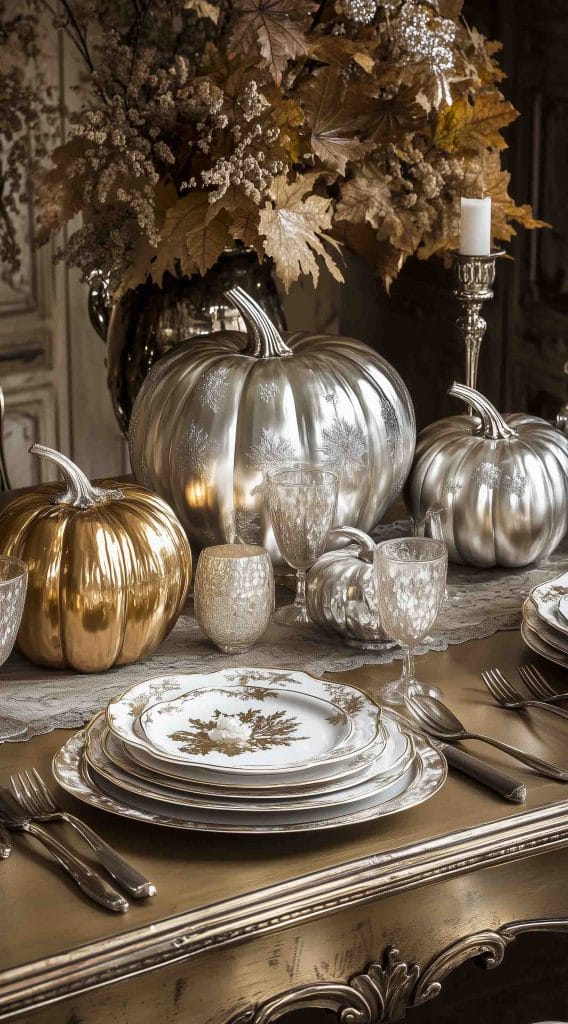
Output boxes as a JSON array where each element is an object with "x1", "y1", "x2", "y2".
[{"x1": 0, "y1": 444, "x2": 191, "y2": 671}]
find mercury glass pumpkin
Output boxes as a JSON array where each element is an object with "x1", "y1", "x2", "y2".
[
  {"x1": 129, "y1": 287, "x2": 416, "y2": 569},
  {"x1": 407, "y1": 382, "x2": 568, "y2": 568},
  {"x1": 0, "y1": 445, "x2": 191, "y2": 671},
  {"x1": 306, "y1": 527, "x2": 393, "y2": 648}
]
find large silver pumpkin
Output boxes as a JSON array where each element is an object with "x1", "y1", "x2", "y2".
[
  {"x1": 306, "y1": 527, "x2": 393, "y2": 648},
  {"x1": 408, "y1": 382, "x2": 568, "y2": 568},
  {"x1": 129, "y1": 287, "x2": 416, "y2": 568}
]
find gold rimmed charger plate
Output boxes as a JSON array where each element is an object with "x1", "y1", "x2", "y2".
[
  {"x1": 53, "y1": 724, "x2": 446, "y2": 834},
  {"x1": 84, "y1": 713, "x2": 415, "y2": 815}
]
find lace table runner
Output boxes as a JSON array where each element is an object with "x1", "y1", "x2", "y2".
[{"x1": 3, "y1": 520, "x2": 568, "y2": 741}]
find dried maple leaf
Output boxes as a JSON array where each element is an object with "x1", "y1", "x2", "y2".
[
  {"x1": 228, "y1": 0, "x2": 314, "y2": 85},
  {"x1": 265, "y1": 90, "x2": 306, "y2": 163},
  {"x1": 299, "y1": 66, "x2": 375, "y2": 175},
  {"x1": 370, "y1": 84, "x2": 429, "y2": 144},
  {"x1": 336, "y1": 161, "x2": 432, "y2": 256},
  {"x1": 435, "y1": 92, "x2": 519, "y2": 154},
  {"x1": 307, "y1": 34, "x2": 376, "y2": 73},
  {"x1": 159, "y1": 191, "x2": 232, "y2": 277},
  {"x1": 258, "y1": 172, "x2": 343, "y2": 289},
  {"x1": 335, "y1": 162, "x2": 392, "y2": 225},
  {"x1": 473, "y1": 150, "x2": 549, "y2": 241}
]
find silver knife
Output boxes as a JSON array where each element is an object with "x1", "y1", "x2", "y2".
[
  {"x1": 403, "y1": 717, "x2": 526, "y2": 803},
  {"x1": 439, "y1": 741, "x2": 526, "y2": 803},
  {"x1": 0, "y1": 824, "x2": 11, "y2": 858}
]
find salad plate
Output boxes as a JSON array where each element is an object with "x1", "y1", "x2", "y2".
[
  {"x1": 108, "y1": 667, "x2": 385, "y2": 784},
  {"x1": 138, "y1": 685, "x2": 372, "y2": 774}
]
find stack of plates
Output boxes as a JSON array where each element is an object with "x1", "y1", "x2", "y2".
[
  {"x1": 53, "y1": 668, "x2": 446, "y2": 834},
  {"x1": 522, "y1": 572, "x2": 568, "y2": 668}
]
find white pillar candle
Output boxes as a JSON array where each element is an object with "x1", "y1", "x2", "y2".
[{"x1": 459, "y1": 197, "x2": 492, "y2": 256}]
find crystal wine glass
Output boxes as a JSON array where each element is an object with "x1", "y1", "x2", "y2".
[
  {"x1": 374, "y1": 537, "x2": 447, "y2": 705},
  {"x1": 267, "y1": 463, "x2": 338, "y2": 625},
  {"x1": 0, "y1": 557, "x2": 29, "y2": 741}
]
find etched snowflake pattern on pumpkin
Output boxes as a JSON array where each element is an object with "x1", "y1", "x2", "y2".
[
  {"x1": 179, "y1": 422, "x2": 218, "y2": 477},
  {"x1": 196, "y1": 366, "x2": 230, "y2": 413},
  {"x1": 320, "y1": 419, "x2": 367, "y2": 480}
]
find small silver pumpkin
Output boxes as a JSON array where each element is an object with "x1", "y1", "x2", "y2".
[
  {"x1": 408, "y1": 382, "x2": 568, "y2": 568},
  {"x1": 306, "y1": 527, "x2": 393, "y2": 648}
]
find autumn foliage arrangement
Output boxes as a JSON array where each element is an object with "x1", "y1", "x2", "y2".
[{"x1": 1, "y1": 0, "x2": 541, "y2": 293}]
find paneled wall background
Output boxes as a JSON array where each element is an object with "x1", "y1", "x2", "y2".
[{"x1": 1, "y1": 0, "x2": 566, "y2": 480}]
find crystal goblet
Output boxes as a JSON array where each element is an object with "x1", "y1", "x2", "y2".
[
  {"x1": 0, "y1": 557, "x2": 29, "y2": 741},
  {"x1": 267, "y1": 464, "x2": 338, "y2": 626},
  {"x1": 374, "y1": 538, "x2": 447, "y2": 705}
]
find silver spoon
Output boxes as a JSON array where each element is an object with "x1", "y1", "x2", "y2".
[{"x1": 406, "y1": 694, "x2": 568, "y2": 782}]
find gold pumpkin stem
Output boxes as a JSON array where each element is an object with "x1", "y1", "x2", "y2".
[
  {"x1": 29, "y1": 444, "x2": 124, "y2": 509},
  {"x1": 448, "y1": 383, "x2": 517, "y2": 441},
  {"x1": 225, "y1": 287, "x2": 293, "y2": 359}
]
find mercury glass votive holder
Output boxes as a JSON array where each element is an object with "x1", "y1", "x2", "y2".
[{"x1": 194, "y1": 544, "x2": 274, "y2": 654}]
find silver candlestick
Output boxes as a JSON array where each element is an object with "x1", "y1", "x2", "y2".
[{"x1": 452, "y1": 250, "x2": 505, "y2": 404}]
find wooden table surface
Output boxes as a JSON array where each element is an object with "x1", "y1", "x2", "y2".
[{"x1": 2, "y1": 628, "x2": 568, "y2": 1022}]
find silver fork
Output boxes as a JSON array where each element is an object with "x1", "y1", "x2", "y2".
[
  {"x1": 482, "y1": 668, "x2": 568, "y2": 721},
  {"x1": 0, "y1": 788, "x2": 128, "y2": 912},
  {"x1": 519, "y1": 664, "x2": 568, "y2": 703},
  {"x1": 10, "y1": 769, "x2": 155, "y2": 899}
]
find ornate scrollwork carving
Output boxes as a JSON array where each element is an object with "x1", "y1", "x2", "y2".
[
  {"x1": 230, "y1": 918, "x2": 568, "y2": 1024},
  {"x1": 231, "y1": 947, "x2": 419, "y2": 1024}
]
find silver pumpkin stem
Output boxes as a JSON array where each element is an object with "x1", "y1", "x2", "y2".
[
  {"x1": 225, "y1": 287, "x2": 293, "y2": 359},
  {"x1": 327, "y1": 527, "x2": 375, "y2": 564},
  {"x1": 448, "y1": 383, "x2": 517, "y2": 441},
  {"x1": 29, "y1": 444, "x2": 123, "y2": 508}
]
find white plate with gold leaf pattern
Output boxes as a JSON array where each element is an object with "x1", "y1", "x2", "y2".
[
  {"x1": 53, "y1": 723, "x2": 446, "y2": 834},
  {"x1": 138, "y1": 685, "x2": 374, "y2": 774},
  {"x1": 530, "y1": 573, "x2": 568, "y2": 638},
  {"x1": 107, "y1": 668, "x2": 385, "y2": 785},
  {"x1": 84, "y1": 712, "x2": 415, "y2": 815}
]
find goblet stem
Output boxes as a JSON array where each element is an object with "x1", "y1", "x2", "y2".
[
  {"x1": 380, "y1": 647, "x2": 444, "y2": 706},
  {"x1": 294, "y1": 570, "x2": 307, "y2": 612}
]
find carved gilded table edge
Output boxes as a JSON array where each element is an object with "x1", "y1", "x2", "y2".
[
  {"x1": 229, "y1": 918, "x2": 568, "y2": 1024},
  {"x1": 2, "y1": 800, "x2": 568, "y2": 1020}
]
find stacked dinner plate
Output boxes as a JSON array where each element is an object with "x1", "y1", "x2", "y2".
[
  {"x1": 53, "y1": 667, "x2": 446, "y2": 834},
  {"x1": 522, "y1": 572, "x2": 568, "y2": 669}
]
